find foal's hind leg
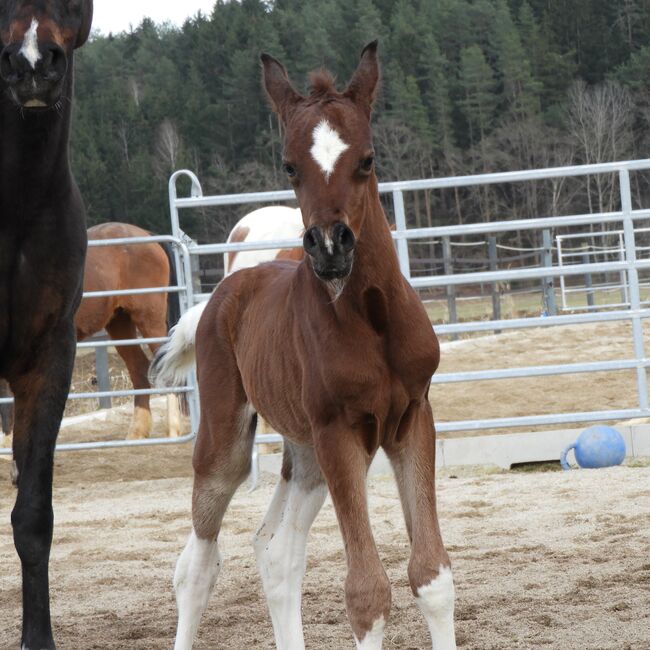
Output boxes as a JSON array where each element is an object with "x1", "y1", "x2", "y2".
[
  {"x1": 174, "y1": 356, "x2": 256, "y2": 649},
  {"x1": 386, "y1": 400, "x2": 456, "y2": 649},
  {"x1": 105, "y1": 311, "x2": 153, "y2": 439},
  {"x1": 254, "y1": 441, "x2": 327, "y2": 649}
]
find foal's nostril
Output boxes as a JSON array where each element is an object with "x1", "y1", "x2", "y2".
[
  {"x1": 303, "y1": 227, "x2": 320, "y2": 255},
  {"x1": 333, "y1": 223, "x2": 355, "y2": 253}
]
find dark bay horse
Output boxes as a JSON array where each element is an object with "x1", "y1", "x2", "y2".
[
  {"x1": 153, "y1": 43, "x2": 456, "y2": 649},
  {"x1": 1, "y1": 222, "x2": 182, "y2": 444},
  {"x1": 0, "y1": 1, "x2": 93, "y2": 649}
]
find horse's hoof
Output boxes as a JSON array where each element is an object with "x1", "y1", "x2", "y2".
[{"x1": 128, "y1": 407, "x2": 152, "y2": 440}]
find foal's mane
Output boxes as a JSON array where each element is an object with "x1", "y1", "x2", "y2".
[{"x1": 307, "y1": 70, "x2": 340, "y2": 103}]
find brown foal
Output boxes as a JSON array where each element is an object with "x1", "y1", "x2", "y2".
[{"x1": 154, "y1": 42, "x2": 456, "y2": 650}]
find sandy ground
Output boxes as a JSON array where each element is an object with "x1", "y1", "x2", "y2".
[
  {"x1": 2, "y1": 321, "x2": 650, "y2": 649},
  {"x1": 1, "y1": 449, "x2": 649, "y2": 649}
]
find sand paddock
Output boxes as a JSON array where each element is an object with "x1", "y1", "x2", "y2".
[
  {"x1": 1, "y1": 321, "x2": 650, "y2": 648},
  {"x1": 1, "y1": 447, "x2": 649, "y2": 649}
]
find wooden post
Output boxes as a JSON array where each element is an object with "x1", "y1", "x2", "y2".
[
  {"x1": 442, "y1": 236, "x2": 458, "y2": 341},
  {"x1": 488, "y1": 236, "x2": 501, "y2": 333},
  {"x1": 542, "y1": 229, "x2": 557, "y2": 316}
]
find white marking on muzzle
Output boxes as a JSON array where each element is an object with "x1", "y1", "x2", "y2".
[
  {"x1": 20, "y1": 18, "x2": 41, "y2": 70},
  {"x1": 323, "y1": 232, "x2": 334, "y2": 254},
  {"x1": 310, "y1": 120, "x2": 349, "y2": 182}
]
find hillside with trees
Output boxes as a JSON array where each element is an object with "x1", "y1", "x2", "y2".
[{"x1": 72, "y1": 0, "x2": 650, "y2": 242}]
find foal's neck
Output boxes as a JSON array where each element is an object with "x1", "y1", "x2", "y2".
[{"x1": 347, "y1": 180, "x2": 403, "y2": 297}]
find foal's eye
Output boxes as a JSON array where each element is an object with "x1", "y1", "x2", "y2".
[
  {"x1": 283, "y1": 163, "x2": 297, "y2": 178},
  {"x1": 360, "y1": 156, "x2": 375, "y2": 173}
]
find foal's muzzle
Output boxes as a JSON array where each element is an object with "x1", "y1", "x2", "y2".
[
  {"x1": 303, "y1": 223, "x2": 356, "y2": 281},
  {"x1": 0, "y1": 42, "x2": 68, "y2": 108}
]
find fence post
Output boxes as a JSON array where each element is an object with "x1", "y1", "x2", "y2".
[
  {"x1": 582, "y1": 246, "x2": 595, "y2": 310},
  {"x1": 190, "y1": 249, "x2": 202, "y2": 296},
  {"x1": 488, "y1": 236, "x2": 501, "y2": 333},
  {"x1": 442, "y1": 236, "x2": 458, "y2": 340},
  {"x1": 392, "y1": 189, "x2": 411, "y2": 280},
  {"x1": 542, "y1": 229, "x2": 557, "y2": 316},
  {"x1": 94, "y1": 342, "x2": 112, "y2": 410},
  {"x1": 620, "y1": 168, "x2": 648, "y2": 412}
]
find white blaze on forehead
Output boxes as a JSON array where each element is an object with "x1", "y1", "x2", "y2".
[
  {"x1": 310, "y1": 119, "x2": 349, "y2": 181},
  {"x1": 20, "y1": 18, "x2": 41, "y2": 70}
]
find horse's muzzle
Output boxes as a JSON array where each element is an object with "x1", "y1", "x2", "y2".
[
  {"x1": 0, "y1": 42, "x2": 67, "y2": 108},
  {"x1": 303, "y1": 223, "x2": 355, "y2": 281}
]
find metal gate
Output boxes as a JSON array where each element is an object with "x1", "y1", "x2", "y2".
[
  {"x1": 169, "y1": 159, "x2": 650, "y2": 441},
  {"x1": 3, "y1": 159, "x2": 650, "y2": 472},
  {"x1": 0, "y1": 234, "x2": 200, "y2": 455}
]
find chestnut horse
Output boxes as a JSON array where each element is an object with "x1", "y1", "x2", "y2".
[
  {"x1": 76, "y1": 222, "x2": 182, "y2": 439},
  {"x1": 0, "y1": 2, "x2": 93, "y2": 648},
  {"x1": 0, "y1": 222, "x2": 182, "y2": 444},
  {"x1": 153, "y1": 43, "x2": 456, "y2": 649}
]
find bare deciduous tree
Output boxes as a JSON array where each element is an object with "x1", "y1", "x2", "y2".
[
  {"x1": 154, "y1": 119, "x2": 182, "y2": 180},
  {"x1": 567, "y1": 81, "x2": 634, "y2": 215}
]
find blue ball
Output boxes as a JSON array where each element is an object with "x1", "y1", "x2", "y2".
[{"x1": 561, "y1": 425, "x2": 626, "y2": 470}]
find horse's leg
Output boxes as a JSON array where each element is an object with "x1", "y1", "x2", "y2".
[
  {"x1": 253, "y1": 441, "x2": 327, "y2": 649},
  {"x1": 105, "y1": 311, "x2": 153, "y2": 439},
  {"x1": 386, "y1": 400, "x2": 456, "y2": 649},
  {"x1": 141, "y1": 319, "x2": 182, "y2": 438},
  {"x1": 174, "y1": 351, "x2": 256, "y2": 650},
  {"x1": 11, "y1": 321, "x2": 76, "y2": 650},
  {"x1": 315, "y1": 425, "x2": 391, "y2": 649}
]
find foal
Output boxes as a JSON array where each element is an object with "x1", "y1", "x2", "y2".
[
  {"x1": 154, "y1": 43, "x2": 456, "y2": 649},
  {"x1": 0, "y1": 1, "x2": 93, "y2": 648}
]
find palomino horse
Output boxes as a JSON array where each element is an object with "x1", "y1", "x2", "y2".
[
  {"x1": 0, "y1": 2, "x2": 93, "y2": 649},
  {"x1": 0, "y1": 222, "x2": 183, "y2": 445},
  {"x1": 153, "y1": 42, "x2": 456, "y2": 649}
]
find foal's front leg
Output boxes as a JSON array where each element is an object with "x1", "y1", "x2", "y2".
[
  {"x1": 11, "y1": 322, "x2": 77, "y2": 650},
  {"x1": 387, "y1": 400, "x2": 456, "y2": 649},
  {"x1": 315, "y1": 425, "x2": 391, "y2": 649},
  {"x1": 254, "y1": 442, "x2": 327, "y2": 650}
]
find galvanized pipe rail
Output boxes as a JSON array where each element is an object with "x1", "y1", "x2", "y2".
[
  {"x1": 0, "y1": 234, "x2": 200, "y2": 455},
  {"x1": 169, "y1": 160, "x2": 650, "y2": 456},
  {"x1": 4, "y1": 161, "x2": 650, "y2": 481}
]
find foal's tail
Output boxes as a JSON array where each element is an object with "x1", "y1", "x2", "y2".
[
  {"x1": 149, "y1": 301, "x2": 207, "y2": 388},
  {"x1": 159, "y1": 241, "x2": 182, "y2": 332}
]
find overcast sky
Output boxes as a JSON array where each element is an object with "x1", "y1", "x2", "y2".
[{"x1": 92, "y1": 0, "x2": 217, "y2": 35}]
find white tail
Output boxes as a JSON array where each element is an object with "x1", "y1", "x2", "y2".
[{"x1": 150, "y1": 301, "x2": 208, "y2": 387}]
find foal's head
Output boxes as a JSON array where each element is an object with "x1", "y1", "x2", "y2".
[
  {"x1": 262, "y1": 42, "x2": 380, "y2": 287},
  {"x1": 0, "y1": 0, "x2": 93, "y2": 109}
]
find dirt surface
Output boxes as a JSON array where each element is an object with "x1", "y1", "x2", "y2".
[
  {"x1": 1, "y1": 452, "x2": 649, "y2": 649},
  {"x1": 2, "y1": 321, "x2": 650, "y2": 649}
]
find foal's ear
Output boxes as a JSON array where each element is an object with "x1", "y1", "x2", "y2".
[
  {"x1": 345, "y1": 40, "x2": 380, "y2": 114},
  {"x1": 261, "y1": 53, "x2": 302, "y2": 124},
  {"x1": 75, "y1": 0, "x2": 94, "y2": 49}
]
